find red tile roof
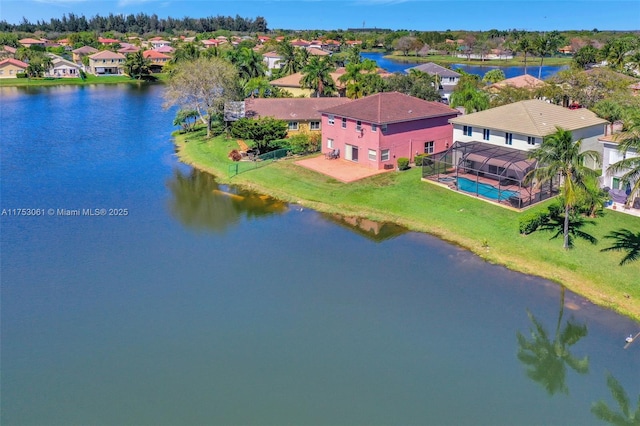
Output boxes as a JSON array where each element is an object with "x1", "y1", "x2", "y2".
[
  {"x1": 245, "y1": 97, "x2": 351, "y2": 121},
  {"x1": 0, "y1": 58, "x2": 28, "y2": 68},
  {"x1": 98, "y1": 37, "x2": 120, "y2": 44},
  {"x1": 143, "y1": 50, "x2": 171, "y2": 59},
  {"x1": 88, "y1": 50, "x2": 126, "y2": 60},
  {"x1": 320, "y1": 92, "x2": 459, "y2": 124}
]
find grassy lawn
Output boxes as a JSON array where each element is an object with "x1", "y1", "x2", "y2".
[
  {"x1": 176, "y1": 130, "x2": 640, "y2": 321},
  {"x1": 0, "y1": 73, "x2": 168, "y2": 87},
  {"x1": 384, "y1": 53, "x2": 573, "y2": 67}
]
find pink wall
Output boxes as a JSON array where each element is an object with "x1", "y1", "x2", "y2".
[{"x1": 321, "y1": 114, "x2": 456, "y2": 169}]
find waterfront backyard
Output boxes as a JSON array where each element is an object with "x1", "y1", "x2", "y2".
[{"x1": 177, "y1": 129, "x2": 640, "y2": 321}]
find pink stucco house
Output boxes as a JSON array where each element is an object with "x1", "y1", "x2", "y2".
[{"x1": 319, "y1": 92, "x2": 459, "y2": 169}]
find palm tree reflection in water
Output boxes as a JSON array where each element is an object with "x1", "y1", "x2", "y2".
[{"x1": 516, "y1": 288, "x2": 589, "y2": 395}]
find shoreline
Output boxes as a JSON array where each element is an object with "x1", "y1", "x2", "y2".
[{"x1": 172, "y1": 132, "x2": 640, "y2": 323}]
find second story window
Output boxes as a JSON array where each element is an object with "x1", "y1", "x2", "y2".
[
  {"x1": 527, "y1": 136, "x2": 536, "y2": 145},
  {"x1": 463, "y1": 125, "x2": 472, "y2": 136},
  {"x1": 483, "y1": 129, "x2": 490, "y2": 140},
  {"x1": 341, "y1": 117, "x2": 347, "y2": 129},
  {"x1": 356, "y1": 121, "x2": 362, "y2": 132},
  {"x1": 505, "y1": 132, "x2": 513, "y2": 145},
  {"x1": 328, "y1": 115, "x2": 335, "y2": 125}
]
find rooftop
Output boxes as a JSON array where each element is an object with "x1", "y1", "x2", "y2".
[
  {"x1": 245, "y1": 97, "x2": 351, "y2": 121},
  {"x1": 320, "y1": 92, "x2": 459, "y2": 124},
  {"x1": 406, "y1": 62, "x2": 461, "y2": 78}
]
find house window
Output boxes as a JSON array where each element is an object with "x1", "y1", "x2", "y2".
[
  {"x1": 356, "y1": 121, "x2": 362, "y2": 132},
  {"x1": 449, "y1": 77, "x2": 455, "y2": 82},
  {"x1": 527, "y1": 136, "x2": 536, "y2": 145},
  {"x1": 381, "y1": 149, "x2": 390, "y2": 161},
  {"x1": 327, "y1": 138, "x2": 334, "y2": 149},
  {"x1": 483, "y1": 129, "x2": 490, "y2": 140},
  {"x1": 288, "y1": 121, "x2": 299, "y2": 131},
  {"x1": 341, "y1": 117, "x2": 347, "y2": 129},
  {"x1": 328, "y1": 115, "x2": 335, "y2": 125},
  {"x1": 368, "y1": 149, "x2": 377, "y2": 161},
  {"x1": 424, "y1": 141, "x2": 434, "y2": 154},
  {"x1": 371, "y1": 123, "x2": 377, "y2": 132},
  {"x1": 505, "y1": 132, "x2": 513, "y2": 145},
  {"x1": 381, "y1": 124, "x2": 387, "y2": 132},
  {"x1": 310, "y1": 121, "x2": 320, "y2": 130},
  {"x1": 0, "y1": 70, "x2": 4, "y2": 75},
  {"x1": 463, "y1": 126, "x2": 472, "y2": 136},
  {"x1": 612, "y1": 177, "x2": 620, "y2": 190}
]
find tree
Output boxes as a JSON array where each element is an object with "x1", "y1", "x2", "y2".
[
  {"x1": 573, "y1": 45, "x2": 600, "y2": 69},
  {"x1": 537, "y1": 204, "x2": 598, "y2": 248},
  {"x1": 384, "y1": 71, "x2": 441, "y2": 101},
  {"x1": 393, "y1": 36, "x2": 416, "y2": 56},
  {"x1": 482, "y1": 69, "x2": 506, "y2": 84},
  {"x1": 164, "y1": 57, "x2": 239, "y2": 138},
  {"x1": 591, "y1": 373, "x2": 640, "y2": 425},
  {"x1": 449, "y1": 81, "x2": 489, "y2": 113},
  {"x1": 601, "y1": 229, "x2": 640, "y2": 266},
  {"x1": 593, "y1": 99, "x2": 623, "y2": 136},
  {"x1": 300, "y1": 56, "x2": 337, "y2": 97},
  {"x1": 607, "y1": 112, "x2": 640, "y2": 202},
  {"x1": 230, "y1": 117, "x2": 288, "y2": 152},
  {"x1": 276, "y1": 42, "x2": 301, "y2": 76},
  {"x1": 124, "y1": 50, "x2": 151, "y2": 80},
  {"x1": 338, "y1": 58, "x2": 379, "y2": 99},
  {"x1": 225, "y1": 46, "x2": 265, "y2": 82},
  {"x1": 532, "y1": 31, "x2": 565, "y2": 79},
  {"x1": 514, "y1": 35, "x2": 534, "y2": 75},
  {"x1": 526, "y1": 127, "x2": 601, "y2": 249},
  {"x1": 173, "y1": 109, "x2": 199, "y2": 132},
  {"x1": 516, "y1": 288, "x2": 589, "y2": 396}
]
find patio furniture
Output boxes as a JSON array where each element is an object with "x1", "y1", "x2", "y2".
[{"x1": 325, "y1": 149, "x2": 340, "y2": 160}]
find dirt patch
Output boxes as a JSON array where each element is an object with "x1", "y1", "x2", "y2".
[{"x1": 237, "y1": 139, "x2": 250, "y2": 151}]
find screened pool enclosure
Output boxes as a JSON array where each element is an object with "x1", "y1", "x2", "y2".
[{"x1": 422, "y1": 141, "x2": 558, "y2": 208}]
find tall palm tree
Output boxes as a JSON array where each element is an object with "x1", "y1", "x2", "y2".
[
  {"x1": 601, "y1": 229, "x2": 640, "y2": 266},
  {"x1": 515, "y1": 35, "x2": 534, "y2": 75},
  {"x1": 591, "y1": 372, "x2": 640, "y2": 425},
  {"x1": 516, "y1": 288, "x2": 589, "y2": 396},
  {"x1": 124, "y1": 50, "x2": 151, "y2": 80},
  {"x1": 526, "y1": 127, "x2": 601, "y2": 249},
  {"x1": 338, "y1": 58, "x2": 377, "y2": 99},
  {"x1": 226, "y1": 47, "x2": 264, "y2": 82},
  {"x1": 449, "y1": 86, "x2": 490, "y2": 113},
  {"x1": 276, "y1": 42, "x2": 299, "y2": 76},
  {"x1": 300, "y1": 56, "x2": 336, "y2": 97},
  {"x1": 532, "y1": 31, "x2": 564, "y2": 79},
  {"x1": 593, "y1": 99, "x2": 623, "y2": 136},
  {"x1": 608, "y1": 112, "x2": 640, "y2": 202}
]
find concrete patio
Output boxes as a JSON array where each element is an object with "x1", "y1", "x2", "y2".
[{"x1": 295, "y1": 155, "x2": 392, "y2": 183}]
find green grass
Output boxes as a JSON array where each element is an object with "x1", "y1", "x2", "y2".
[
  {"x1": 176, "y1": 131, "x2": 640, "y2": 322},
  {"x1": 0, "y1": 73, "x2": 168, "y2": 87},
  {"x1": 384, "y1": 53, "x2": 573, "y2": 67}
]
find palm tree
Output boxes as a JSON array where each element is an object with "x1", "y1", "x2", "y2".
[
  {"x1": 338, "y1": 59, "x2": 378, "y2": 99},
  {"x1": 449, "y1": 86, "x2": 490, "y2": 113},
  {"x1": 300, "y1": 56, "x2": 336, "y2": 97},
  {"x1": 601, "y1": 229, "x2": 640, "y2": 266},
  {"x1": 591, "y1": 372, "x2": 640, "y2": 425},
  {"x1": 225, "y1": 47, "x2": 264, "y2": 82},
  {"x1": 515, "y1": 35, "x2": 534, "y2": 75},
  {"x1": 124, "y1": 51, "x2": 151, "y2": 80},
  {"x1": 532, "y1": 31, "x2": 565, "y2": 79},
  {"x1": 608, "y1": 112, "x2": 640, "y2": 202},
  {"x1": 526, "y1": 127, "x2": 601, "y2": 249},
  {"x1": 516, "y1": 288, "x2": 589, "y2": 396},
  {"x1": 593, "y1": 99, "x2": 623, "y2": 136},
  {"x1": 276, "y1": 42, "x2": 300, "y2": 76}
]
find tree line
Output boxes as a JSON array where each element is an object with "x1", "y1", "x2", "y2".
[{"x1": 0, "y1": 13, "x2": 268, "y2": 34}]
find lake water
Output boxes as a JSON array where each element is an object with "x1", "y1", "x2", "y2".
[
  {"x1": 1, "y1": 84, "x2": 638, "y2": 425},
  {"x1": 362, "y1": 52, "x2": 568, "y2": 79}
]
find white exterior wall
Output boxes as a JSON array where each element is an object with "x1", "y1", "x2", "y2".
[
  {"x1": 452, "y1": 124, "x2": 541, "y2": 150},
  {"x1": 601, "y1": 141, "x2": 639, "y2": 189},
  {"x1": 572, "y1": 125, "x2": 606, "y2": 169}
]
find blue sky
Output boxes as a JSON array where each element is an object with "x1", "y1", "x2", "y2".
[{"x1": 1, "y1": 0, "x2": 639, "y2": 31}]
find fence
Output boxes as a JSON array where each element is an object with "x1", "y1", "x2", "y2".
[{"x1": 228, "y1": 148, "x2": 290, "y2": 177}]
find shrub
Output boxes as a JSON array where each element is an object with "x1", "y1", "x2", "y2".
[
  {"x1": 519, "y1": 210, "x2": 550, "y2": 234},
  {"x1": 228, "y1": 149, "x2": 242, "y2": 161},
  {"x1": 16, "y1": 72, "x2": 27, "y2": 79},
  {"x1": 284, "y1": 132, "x2": 321, "y2": 155},
  {"x1": 230, "y1": 117, "x2": 288, "y2": 153},
  {"x1": 397, "y1": 157, "x2": 410, "y2": 170},
  {"x1": 415, "y1": 153, "x2": 432, "y2": 166}
]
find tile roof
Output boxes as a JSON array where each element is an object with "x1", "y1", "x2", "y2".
[
  {"x1": 450, "y1": 99, "x2": 607, "y2": 136},
  {"x1": 155, "y1": 46, "x2": 175, "y2": 53},
  {"x1": 245, "y1": 97, "x2": 352, "y2": 121},
  {"x1": 143, "y1": 50, "x2": 171, "y2": 59},
  {"x1": 88, "y1": 50, "x2": 126, "y2": 60},
  {"x1": 3, "y1": 45, "x2": 17, "y2": 54},
  {"x1": 0, "y1": 58, "x2": 28, "y2": 68},
  {"x1": 72, "y1": 46, "x2": 99, "y2": 54},
  {"x1": 406, "y1": 62, "x2": 460, "y2": 78},
  {"x1": 263, "y1": 51, "x2": 283, "y2": 58},
  {"x1": 306, "y1": 47, "x2": 330, "y2": 56},
  {"x1": 488, "y1": 74, "x2": 545, "y2": 90},
  {"x1": 19, "y1": 38, "x2": 44, "y2": 44},
  {"x1": 269, "y1": 72, "x2": 305, "y2": 87},
  {"x1": 320, "y1": 92, "x2": 460, "y2": 124}
]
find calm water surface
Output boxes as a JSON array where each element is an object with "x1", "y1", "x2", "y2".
[
  {"x1": 1, "y1": 85, "x2": 638, "y2": 425},
  {"x1": 362, "y1": 52, "x2": 568, "y2": 79}
]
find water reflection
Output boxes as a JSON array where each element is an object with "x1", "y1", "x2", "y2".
[
  {"x1": 516, "y1": 288, "x2": 589, "y2": 395},
  {"x1": 167, "y1": 168, "x2": 288, "y2": 233},
  {"x1": 321, "y1": 213, "x2": 407, "y2": 242},
  {"x1": 591, "y1": 372, "x2": 640, "y2": 425}
]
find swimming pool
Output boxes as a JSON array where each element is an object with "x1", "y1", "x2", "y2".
[{"x1": 457, "y1": 177, "x2": 518, "y2": 201}]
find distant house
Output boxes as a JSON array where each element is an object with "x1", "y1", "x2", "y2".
[
  {"x1": 449, "y1": 99, "x2": 607, "y2": 169},
  {"x1": 306, "y1": 47, "x2": 331, "y2": 56},
  {"x1": 262, "y1": 51, "x2": 283, "y2": 74},
  {"x1": 0, "y1": 58, "x2": 28, "y2": 78},
  {"x1": 269, "y1": 72, "x2": 314, "y2": 97},
  {"x1": 487, "y1": 74, "x2": 545, "y2": 92},
  {"x1": 244, "y1": 97, "x2": 351, "y2": 136},
  {"x1": 98, "y1": 37, "x2": 120, "y2": 46},
  {"x1": 143, "y1": 50, "x2": 171, "y2": 72},
  {"x1": 45, "y1": 56, "x2": 82, "y2": 78},
  {"x1": 150, "y1": 39, "x2": 171, "y2": 50},
  {"x1": 72, "y1": 46, "x2": 99, "y2": 64},
  {"x1": 405, "y1": 62, "x2": 461, "y2": 101},
  {"x1": 88, "y1": 50, "x2": 126, "y2": 75},
  {"x1": 320, "y1": 92, "x2": 460, "y2": 169},
  {"x1": 1, "y1": 45, "x2": 17, "y2": 59},
  {"x1": 118, "y1": 45, "x2": 140, "y2": 54},
  {"x1": 19, "y1": 38, "x2": 45, "y2": 48}
]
